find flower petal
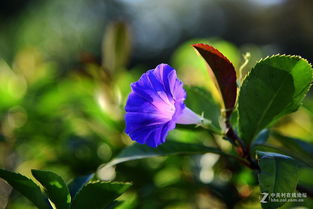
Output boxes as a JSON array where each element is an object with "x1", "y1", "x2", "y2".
[
  {"x1": 125, "y1": 112, "x2": 171, "y2": 134},
  {"x1": 125, "y1": 92, "x2": 158, "y2": 113},
  {"x1": 125, "y1": 63, "x2": 187, "y2": 147},
  {"x1": 127, "y1": 121, "x2": 176, "y2": 147}
]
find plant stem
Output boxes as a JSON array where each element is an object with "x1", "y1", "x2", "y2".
[{"x1": 225, "y1": 120, "x2": 259, "y2": 170}]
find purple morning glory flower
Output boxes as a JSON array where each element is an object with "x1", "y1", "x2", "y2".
[{"x1": 125, "y1": 64, "x2": 202, "y2": 147}]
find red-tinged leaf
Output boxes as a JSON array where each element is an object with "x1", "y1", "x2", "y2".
[{"x1": 192, "y1": 43, "x2": 237, "y2": 118}]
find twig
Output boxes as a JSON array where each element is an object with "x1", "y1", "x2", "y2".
[{"x1": 225, "y1": 120, "x2": 259, "y2": 170}]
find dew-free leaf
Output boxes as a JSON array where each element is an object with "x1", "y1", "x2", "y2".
[
  {"x1": 31, "y1": 169, "x2": 70, "y2": 209},
  {"x1": 0, "y1": 169, "x2": 52, "y2": 209},
  {"x1": 271, "y1": 133, "x2": 313, "y2": 168},
  {"x1": 192, "y1": 43, "x2": 237, "y2": 118},
  {"x1": 68, "y1": 174, "x2": 94, "y2": 199},
  {"x1": 257, "y1": 151, "x2": 299, "y2": 209},
  {"x1": 238, "y1": 55, "x2": 312, "y2": 144},
  {"x1": 71, "y1": 181, "x2": 131, "y2": 209},
  {"x1": 184, "y1": 85, "x2": 221, "y2": 130}
]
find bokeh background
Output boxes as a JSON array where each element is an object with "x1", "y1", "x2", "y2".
[{"x1": 1, "y1": 0, "x2": 313, "y2": 208}]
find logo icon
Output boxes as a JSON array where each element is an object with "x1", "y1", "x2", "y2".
[{"x1": 260, "y1": 192, "x2": 269, "y2": 203}]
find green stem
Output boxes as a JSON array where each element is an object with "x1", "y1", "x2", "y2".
[{"x1": 238, "y1": 52, "x2": 251, "y2": 83}]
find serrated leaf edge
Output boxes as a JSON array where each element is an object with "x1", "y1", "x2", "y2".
[
  {"x1": 85, "y1": 180, "x2": 132, "y2": 186},
  {"x1": 238, "y1": 54, "x2": 313, "y2": 143},
  {"x1": 0, "y1": 169, "x2": 52, "y2": 209},
  {"x1": 72, "y1": 180, "x2": 132, "y2": 202},
  {"x1": 241, "y1": 54, "x2": 312, "y2": 83}
]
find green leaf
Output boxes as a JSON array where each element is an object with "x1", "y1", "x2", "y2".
[
  {"x1": 71, "y1": 181, "x2": 131, "y2": 209},
  {"x1": 238, "y1": 55, "x2": 313, "y2": 144},
  {"x1": 105, "y1": 201, "x2": 122, "y2": 209},
  {"x1": 251, "y1": 129, "x2": 270, "y2": 149},
  {"x1": 253, "y1": 144, "x2": 312, "y2": 170},
  {"x1": 271, "y1": 133, "x2": 313, "y2": 168},
  {"x1": 192, "y1": 43, "x2": 237, "y2": 118},
  {"x1": 0, "y1": 169, "x2": 52, "y2": 209},
  {"x1": 257, "y1": 151, "x2": 300, "y2": 209},
  {"x1": 184, "y1": 85, "x2": 221, "y2": 130},
  {"x1": 102, "y1": 141, "x2": 225, "y2": 168},
  {"x1": 251, "y1": 131, "x2": 313, "y2": 168},
  {"x1": 298, "y1": 167, "x2": 313, "y2": 188},
  {"x1": 31, "y1": 169, "x2": 70, "y2": 209},
  {"x1": 113, "y1": 193, "x2": 137, "y2": 209},
  {"x1": 68, "y1": 174, "x2": 94, "y2": 199}
]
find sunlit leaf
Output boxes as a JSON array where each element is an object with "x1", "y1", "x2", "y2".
[
  {"x1": 184, "y1": 85, "x2": 221, "y2": 130},
  {"x1": 172, "y1": 39, "x2": 240, "y2": 102},
  {"x1": 114, "y1": 193, "x2": 137, "y2": 209},
  {"x1": 68, "y1": 174, "x2": 94, "y2": 199},
  {"x1": 31, "y1": 169, "x2": 71, "y2": 209},
  {"x1": 192, "y1": 43, "x2": 237, "y2": 118},
  {"x1": 0, "y1": 169, "x2": 52, "y2": 209},
  {"x1": 71, "y1": 181, "x2": 131, "y2": 209},
  {"x1": 238, "y1": 55, "x2": 313, "y2": 144}
]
